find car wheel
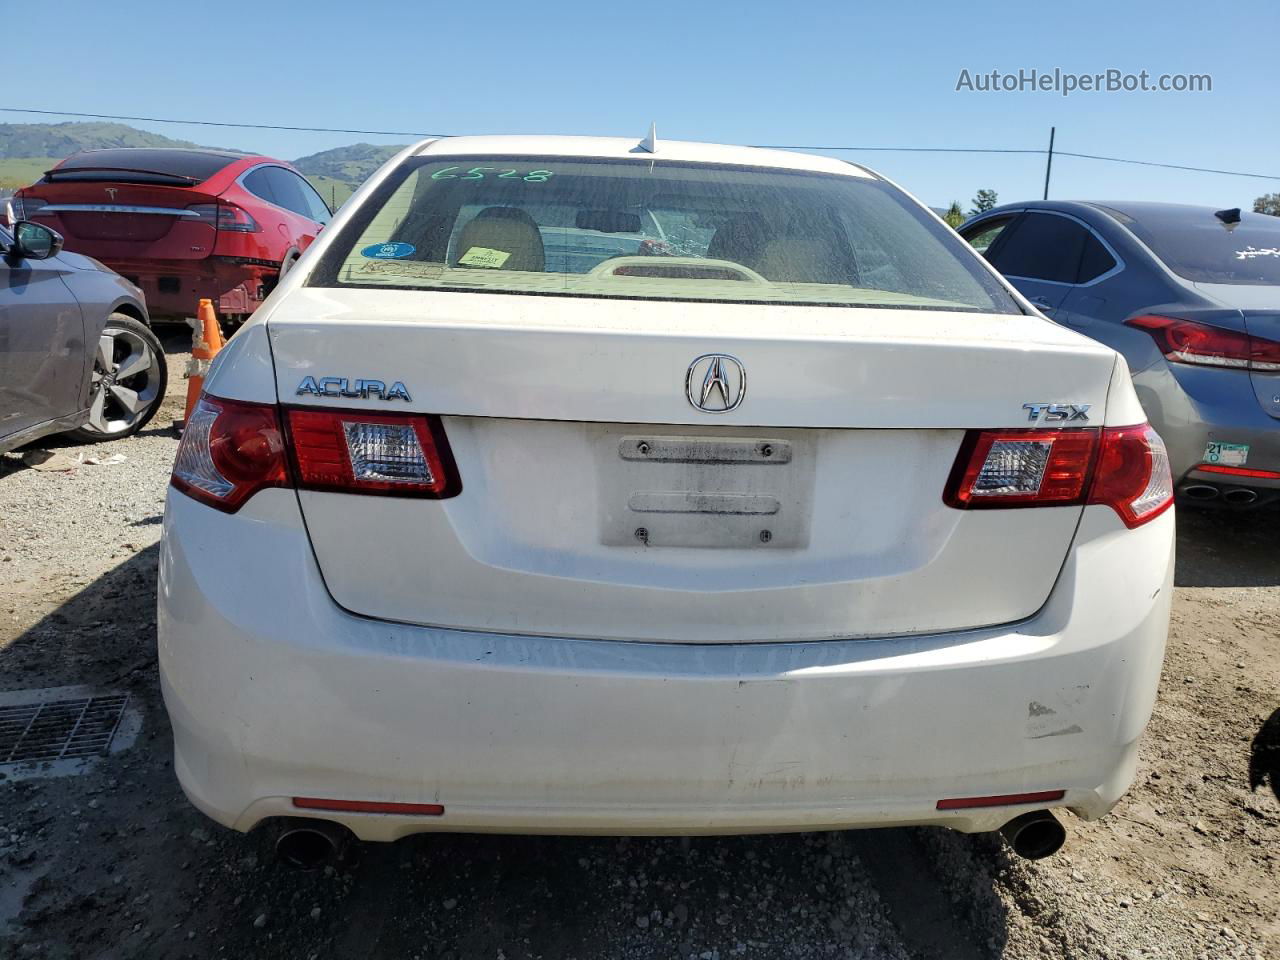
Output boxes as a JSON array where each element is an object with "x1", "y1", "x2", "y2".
[{"x1": 66, "y1": 313, "x2": 168, "y2": 442}]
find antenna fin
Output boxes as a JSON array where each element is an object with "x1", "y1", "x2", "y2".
[{"x1": 637, "y1": 122, "x2": 657, "y2": 153}]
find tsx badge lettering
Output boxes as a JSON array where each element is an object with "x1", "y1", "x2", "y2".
[
  {"x1": 1022, "y1": 402, "x2": 1091, "y2": 423},
  {"x1": 296, "y1": 376, "x2": 412, "y2": 402}
]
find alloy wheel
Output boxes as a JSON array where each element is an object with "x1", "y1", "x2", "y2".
[{"x1": 83, "y1": 326, "x2": 163, "y2": 436}]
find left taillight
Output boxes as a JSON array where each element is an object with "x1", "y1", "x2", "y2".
[
  {"x1": 945, "y1": 424, "x2": 1173, "y2": 528},
  {"x1": 285, "y1": 408, "x2": 460, "y2": 498},
  {"x1": 171, "y1": 396, "x2": 290, "y2": 512},
  {"x1": 171, "y1": 398, "x2": 463, "y2": 511}
]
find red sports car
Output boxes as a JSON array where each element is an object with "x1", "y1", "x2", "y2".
[{"x1": 10, "y1": 148, "x2": 331, "y2": 327}]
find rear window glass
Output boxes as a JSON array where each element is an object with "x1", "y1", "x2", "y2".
[
  {"x1": 309, "y1": 156, "x2": 1019, "y2": 313},
  {"x1": 1105, "y1": 206, "x2": 1280, "y2": 285},
  {"x1": 48, "y1": 149, "x2": 242, "y2": 185}
]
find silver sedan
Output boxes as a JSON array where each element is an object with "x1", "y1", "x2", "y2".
[{"x1": 0, "y1": 219, "x2": 165, "y2": 455}]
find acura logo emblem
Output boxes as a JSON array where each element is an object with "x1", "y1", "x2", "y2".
[{"x1": 686, "y1": 354, "x2": 746, "y2": 413}]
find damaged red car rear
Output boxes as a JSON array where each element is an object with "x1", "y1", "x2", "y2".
[{"x1": 11, "y1": 148, "x2": 331, "y2": 325}]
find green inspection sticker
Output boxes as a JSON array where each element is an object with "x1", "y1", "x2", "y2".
[{"x1": 1204, "y1": 441, "x2": 1250, "y2": 466}]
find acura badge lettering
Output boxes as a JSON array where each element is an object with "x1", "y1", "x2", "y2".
[{"x1": 296, "y1": 376, "x2": 412, "y2": 402}]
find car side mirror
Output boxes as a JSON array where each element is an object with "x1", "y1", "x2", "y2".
[{"x1": 9, "y1": 220, "x2": 63, "y2": 261}]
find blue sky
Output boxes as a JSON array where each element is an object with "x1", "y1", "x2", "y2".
[{"x1": 9, "y1": 0, "x2": 1278, "y2": 209}]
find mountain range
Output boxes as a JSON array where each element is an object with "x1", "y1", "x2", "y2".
[{"x1": 0, "y1": 121, "x2": 405, "y2": 206}]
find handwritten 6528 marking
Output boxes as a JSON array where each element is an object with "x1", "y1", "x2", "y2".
[{"x1": 430, "y1": 167, "x2": 554, "y2": 182}]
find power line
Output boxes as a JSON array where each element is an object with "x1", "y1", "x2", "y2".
[
  {"x1": 1054, "y1": 150, "x2": 1280, "y2": 182},
  {"x1": 2, "y1": 105, "x2": 1278, "y2": 182},
  {"x1": 0, "y1": 106, "x2": 441, "y2": 139},
  {"x1": 750, "y1": 144, "x2": 1045, "y2": 155}
]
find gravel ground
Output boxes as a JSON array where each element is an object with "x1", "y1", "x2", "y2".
[{"x1": 1, "y1": 332, "x2": 1276, "y2": 959}]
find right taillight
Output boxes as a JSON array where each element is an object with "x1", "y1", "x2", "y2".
[
  {"x1": 1086, "y1": 424, "x2": 1174, "y2": 528},
  {"x1": 945, "y1": 423, "x2": 1173, "y2": 528},
  {"x1": 1126, "y1": 314, "x2": 1280, "y2": 372},
  {"x1": 185, "y1": 203, "x2": 260, "y2": 233}
]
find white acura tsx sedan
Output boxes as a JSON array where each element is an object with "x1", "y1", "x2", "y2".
[{"x1": 158, "y1": 134, "x2": 1174, "y2": 866}]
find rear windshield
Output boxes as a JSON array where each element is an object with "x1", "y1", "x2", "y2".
[
  {"x1": 47, "y1": 149, "x2": 241, "y2": 185},
  {"x1": 309, "y1": 156, "x2": 1019, "y2": 313},
  {"x1": 1105, "y1": 206, "x2": 1280, "y2": 285}
]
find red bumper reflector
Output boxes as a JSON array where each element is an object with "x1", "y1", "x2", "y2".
[
  {"x1": 293, "y1": 797, "x2": 444, "y2": 816},
  {"x1": 1195, "y1": 463, "x2": 1280, "y2": 480},
  {"x1": 936, "y1": 790, "x2": 1065, "y2": 811}
]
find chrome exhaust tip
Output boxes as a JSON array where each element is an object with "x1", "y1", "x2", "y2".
[
  {"x1": 1000, "y1": 809, "x2": 1066, "y2": 860},
  {"x1": 1222, "y1": 488, "x2": 1259, "y2": 506},
  {"x1": 274, "y1": 818, "x2": 353, "y2": 869},
  {"x1": 1181, "y1": 484, "x2": 1220, "y2": 501}
]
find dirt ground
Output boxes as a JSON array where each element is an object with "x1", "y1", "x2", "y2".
[{"x1": 1, "y1": 330, "x2": 1277, "y2": 960}]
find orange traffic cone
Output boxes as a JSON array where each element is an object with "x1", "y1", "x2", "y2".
[{"x1": 183, "y1": 299, "x2": 225, "y2": 422}]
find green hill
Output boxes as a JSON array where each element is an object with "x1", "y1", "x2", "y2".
[
  {"x1": 291, "y1": 143, "x2": 405, "y2": 187},
  {"x1": 0, "y1": 122, "x2": 400, "y2": 204},
  {"x1": 0, "y1": 121, "x2": 215, "y2": 159}
]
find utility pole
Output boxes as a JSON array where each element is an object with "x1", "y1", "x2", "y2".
[{"x1": 1043, "y1": 126, "x2": 1055, "y2": 200}]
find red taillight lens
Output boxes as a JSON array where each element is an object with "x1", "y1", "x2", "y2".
[
  {"x1": 293, "y1": 797, "x2": 445, "y2": 816},
  {"x1": 945, "y1": 423, "x2": 1173, "y2": 528},
  {"x1": 1126, "y1": 314, "x2": 1280, "y2": 371},
  {"x1": 1195, "y1": 463, "x2": 1280, "y2": 479},
  {"x1": 285, "y1": 408, "x2": 460, "y2": 498},
  {"x1": 937, "y1": 790, "x2": 1065, "y2": 811},
  {"x1": 170, "y1": 396, "x2": 289, "y2": 512},
  {"x1": 185, "y1": 202, "x2": 260, "y2": 233},
  {"x1": 944, "y1": 429, "x2": 1099, "y2": 508},
  {"x1": 1087, "y1": 424, "x2": 1174, "y2": 528}
]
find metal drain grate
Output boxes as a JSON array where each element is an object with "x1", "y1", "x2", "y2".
[{"x1": 0, "y1": 695, "x2": 129, "y2": 764}]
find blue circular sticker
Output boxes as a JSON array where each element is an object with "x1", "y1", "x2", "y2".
[{"x1": 361, "y1": 242, "x2": 416, "y2": 259}]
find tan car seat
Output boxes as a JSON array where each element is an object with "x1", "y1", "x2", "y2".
[{"x1": 452, "y1": 207, "x2": 545, "y2": 271}]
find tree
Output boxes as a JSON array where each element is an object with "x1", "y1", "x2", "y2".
[
  {"x1": 1254, "y1": 194, "x2": 1280, "y2": 217},
  {"x1": 943, "y1": 202, "x2": 965, "y2": 228},
  {"x1": 969, "y1": 189, "x2": 999, "y2": 217}
]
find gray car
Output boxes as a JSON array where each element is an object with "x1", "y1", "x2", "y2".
[
  {"x1": 0, "y1": 219, "x2": 166, "y2": 455},
  {"x1": 960, "y1": 201, "x2": 1280, "y2": 508}
]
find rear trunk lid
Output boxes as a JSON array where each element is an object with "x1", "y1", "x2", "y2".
[
  {"x1": 267, "y1": 288, "x2": 1117, "y2": 644},
  {"x1": 1194, "y1": 282, "x2": 1280, "y2": 420},
  {"x1": 20, "y1": 182, "x2": 217, "y2": 261}
]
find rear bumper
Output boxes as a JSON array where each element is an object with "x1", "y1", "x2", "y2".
[
  {"x1": 102, "y1": 258, "x2": 274, "y2": 319},
  {"x1": 1134, "y1": 365, "x2": 1280, "y2": 489},
  {"x1": 158, "y1": 490, "x2": 1174, "y2": 841}
]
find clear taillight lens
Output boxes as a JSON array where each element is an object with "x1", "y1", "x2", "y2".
[
  {"x1": 286, "y1": 409, "x2": 459, "y2": 497},
  {"x1": 170, "y1": 396, "x2": 289, "y2": 512},
  {"x1": 944, "y1": 429, "x2": 1099, "y2": 508},
  {"x1": 945, "y1": 424, "x2": 1173, "y2": 528}
]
